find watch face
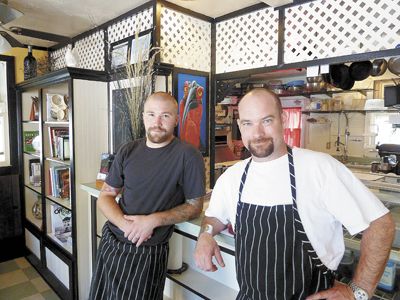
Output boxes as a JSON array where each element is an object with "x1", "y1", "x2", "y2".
[{"x1": 351, "y1": 283, "x2": 369, "y2": 300}]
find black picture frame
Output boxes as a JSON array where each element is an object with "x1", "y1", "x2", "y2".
[{"x1": 173, "y1": 68, "x2": 210, "y2": 156}]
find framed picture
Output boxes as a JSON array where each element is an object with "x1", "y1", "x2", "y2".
[
  {"x1": 173, "y1": 68, "x2": 209, "y2": 156},
  {"x1": 110, "y1": 39, "x2": 129, "y2": 69},
  {"x1": 130, "y1": 31, "x2": 152, "y2": 64}
]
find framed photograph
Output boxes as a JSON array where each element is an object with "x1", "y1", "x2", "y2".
[
  {"x1": 110, "y1": 40, "x2": 129, "y2": 69},
  {"x1": 130, "y1": 30, "x2": 152, "y2": 64},
  {"x1": 173, "y1": 68, "x2": 209, "y2": 156}
]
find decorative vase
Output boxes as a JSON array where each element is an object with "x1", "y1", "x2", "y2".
[
  {"x1": 65, "y1": 44, "x2": 80, "y2": 67},
  {"x1": 24, "y1": 45, "x2": 37, "y2": 80}
]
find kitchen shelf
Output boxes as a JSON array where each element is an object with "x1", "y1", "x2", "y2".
[{"x1": 166, "y1": 267, "x2": 238, "y2": 300}]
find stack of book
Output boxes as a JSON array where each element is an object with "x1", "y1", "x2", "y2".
[
  {"x1": 28, "y1": 158, "x2": 41, "y2": 187},
  {"x1": 48, "y1": 127, "x2": 70, "y2": 160},
  {"x1": 48, "y1": 166, "x2": 70, "y2": 199}
]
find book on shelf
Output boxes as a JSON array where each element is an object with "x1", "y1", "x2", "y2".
[
  {"x1": 48, "y1": 126, "x2": 69, "y2": 159},
  {"x1": 50, "y1": 203, "x2": 72, "y2": 244},
  {"x1": 48, "y1": 166, "x2": 70, "y2": 199},
  {"x1": 23, "y1": 131, "x2": 39, "y2": 153},
  {"x1": 28, "y1": 158, "x2": 41, "y2": 187},
  {"x1": 96, "y1": 153, "x2": 115, "y2": 187}
]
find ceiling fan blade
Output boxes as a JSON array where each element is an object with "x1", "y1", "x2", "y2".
[
  {"x1": 0, "y1": 3, "x2": 23, "y2": 24},
  {"x1": 0, "y1": 30, "x2": 23, "y2": 47},
  {"x1": 10, "y1": 26, "x2": 71, "y2": 43}
]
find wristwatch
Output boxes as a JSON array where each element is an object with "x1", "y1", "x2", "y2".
[
  {"x1": 349, "y1": 281, "x2": 369, "y2": 300},
  {"x1": 201, "y1": 224, "x2": 213, "y2": 235}
]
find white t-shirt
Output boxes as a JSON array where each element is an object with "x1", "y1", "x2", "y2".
[{"x1": 205, "y1": 147, "x2": 388, "y2": 270}]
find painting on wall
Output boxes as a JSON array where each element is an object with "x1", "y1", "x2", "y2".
[{"x1": 173, "y1": 68, "x2": 209, "y2": 156}]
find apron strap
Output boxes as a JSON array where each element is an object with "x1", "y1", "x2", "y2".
[{"x1": 287, "y1": 147, "x2": 333, "y2": 276}]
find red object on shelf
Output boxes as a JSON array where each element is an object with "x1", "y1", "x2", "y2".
[{"x1": 283, "y1": 107, "x2": 302, "y2": 147}]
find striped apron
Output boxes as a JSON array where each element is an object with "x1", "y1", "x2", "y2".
[
  {"x1": 89, "y1": 224, "x2": 169, "y2": 300},
  {"x1": 235, "y1": 147, "x2": 335, "y2": 300}
]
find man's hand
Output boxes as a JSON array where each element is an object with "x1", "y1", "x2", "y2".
[
  {"x1": 194, "y1": 232, "x2": 225, "y2": 272},
  {"x1": 122, "y1": 215, "x2": 158, "y2": 246},
  {"x1": 306, "y1": 280, "x2": 355, "y2": 300}
]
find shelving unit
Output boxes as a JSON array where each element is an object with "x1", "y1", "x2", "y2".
[{"x1": 17, "y1": 68, "x2": 108, "y2": 300}]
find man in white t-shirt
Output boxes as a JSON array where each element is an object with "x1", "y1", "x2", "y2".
[{"x1": 194, "y1": 88, "x2": 395, "y2": 300}]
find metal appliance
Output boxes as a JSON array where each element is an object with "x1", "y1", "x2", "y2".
[{"x1": 374, "y1": 144, "x2": 400, "y2": 175}]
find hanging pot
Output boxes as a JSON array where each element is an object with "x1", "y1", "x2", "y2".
[
  {"x1": 388, "y1": 56, "x2": 400, "y2": 75},
  {"x1": 349, "y1": 61, "x2": 372, "y2": 81},
  {"x1": 370, "y1": 58, "x2": 388, "y2": 76},
  {"x1": 329, "y1": 64, "x2": 355, "y2": 90}
]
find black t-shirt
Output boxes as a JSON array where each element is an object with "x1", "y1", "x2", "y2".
[{"x1": 105, "y1": 137, "x2": 205, "y2": 245}]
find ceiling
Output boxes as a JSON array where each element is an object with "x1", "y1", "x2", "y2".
[{"x1": 2, "y1": 0, "x2": 271, "y2": 48}]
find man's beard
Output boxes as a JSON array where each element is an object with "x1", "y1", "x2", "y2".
[
  {"x1": 146, "y1": 126, "x2": 171, "y2": 143},
  {"x1": 248, "y1": 137, "x2": 274, "y2": 158}
]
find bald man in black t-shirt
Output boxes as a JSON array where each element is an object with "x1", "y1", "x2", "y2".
[{"x1": 89, "y1": 92, "x2": 205, "y2": 300}]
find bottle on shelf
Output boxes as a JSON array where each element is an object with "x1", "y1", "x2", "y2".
[{"x1": 24, "y1": 45, "x2": 37, "y2": 80}]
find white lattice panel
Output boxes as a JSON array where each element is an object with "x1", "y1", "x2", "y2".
[
  {"x1": 75, "y1": 30, "x2": 105, "y2": 71},
  {"x1": 107, "y1": 7, "x2": 153, "y2": 44},
  {"x1": 216, "y1": 8, "x2": 279, "y2": 74},
  {"x1": 284, "y1": 0, "x2": 400, "y2": 63},
  {"x1": 50, "y1": 46, "x2": 67, "y2": 71},
  {"x1": 160, "y1": 6, "x2": 211, "y2": 72}
]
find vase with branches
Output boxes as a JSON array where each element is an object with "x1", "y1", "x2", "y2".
[{"x1": 112, "y1": 30, "x2": 161, "y2": 146}]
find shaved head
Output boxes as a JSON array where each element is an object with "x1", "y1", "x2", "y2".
[
  {"x1": 239, "y1": 88, "x2": 282, "y2": 115},
  {"x1": 145, "y1": 92, "x2": 178, "y2": 114}
]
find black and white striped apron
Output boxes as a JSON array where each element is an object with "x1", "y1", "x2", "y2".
[
  {"x1": 235, "y1": 147, "x2": 335, "y2": 300},
  {"x1": 89, "y1": 224, "x2": 169, "y2": 300}
]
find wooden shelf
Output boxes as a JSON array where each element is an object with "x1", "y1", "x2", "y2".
[
  {"x1": 47, "y1": 232, "x2": 73, "y2": 254},
  {"x1": 45, "y1": 195, "x2": 71, "y2": 210},
  {"x1": 166, "y1": 267, "x2": 238, "y2": 300},
  {"x1": 302, "y1": 109, "x2": 399, "y2": 114},
  {"x1": 45, "y1": 157, "x2": 70, "y2": 165}
]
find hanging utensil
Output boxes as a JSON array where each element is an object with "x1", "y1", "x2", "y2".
[
  {"x1": 349, "y1": 61, "x2": 372, "y2": 81},
  {"x1": 370, "y1": 58, "x2": 388, "y2": 76},
  {"x1": 388, "y1": 56, "x2": 400, "y2": 75}
]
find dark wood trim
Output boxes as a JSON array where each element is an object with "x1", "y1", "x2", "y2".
[
  {"x1": 153, "y1": 0, "x2": 162, "y2": 63},
  {"x1": 215, "y1": 47, "x2": 400, "y2": 81},
  {"x1": 16, "y1": 67, "x2": 108, "y2": 90},
  {"x1": 90, "y1": 196, "x2": 98, "y2": 274},
  {"x1": 214, "y1": 3, "x2": 269, "y2": 23},
  {"x1": 10, "y1": 27, "x2": 70, "y2": 44},
  {"x1": 26, "y1": 252, "x2": 72, "y2": 300},
  {"x1": 157, "y1": 0, "x2": 213, "y2": 23},
  {"x1": 277, "y1": 9, "x2": 285, "y2": 65},
  {"x1": 50, "y1": 1, "x2": 154, "y2": 51},
  {"x1": 210, "y1": 22, "x2": 216, "y2": 189}
]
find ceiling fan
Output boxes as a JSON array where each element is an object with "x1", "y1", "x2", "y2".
[{"x1": 0, "y1": 0, "x2": 70, "y2": 50}]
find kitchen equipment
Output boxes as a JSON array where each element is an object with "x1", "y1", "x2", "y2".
[
  {"x1": 374, "y1": 144, "x2": 400, "y2": 175},
  {"x1": 370, "y1": 58, "x2": 388, "y2": 76},
  {"x1": 329, "y1": 64, "x2": 355, "y2": 90},
  {"x1": 305, "y1": 82, "x2": 326, "y2": 92},
  {"x1": 388, "y1": 56, "x2": 400, "y2": 75},
  {"x1": 349, "y1": 61, "x2": 372, "y2": 81},
  {"x1": 306, "y1": 75, "x2": 323, "y2": 83}
]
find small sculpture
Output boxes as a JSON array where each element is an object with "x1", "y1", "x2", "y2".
[{"x1": 65, "y1": 44, "x2": 80, "y2": 67}]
